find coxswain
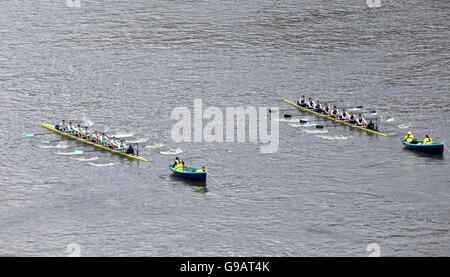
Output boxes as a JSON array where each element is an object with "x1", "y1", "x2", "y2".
[
  {"x1": 173, "y1": 157, "x2": 184, "y2": 171},
  {"x1": 356, "y1": 114, "x2": 368, "y2": 127},
  {"x1": 297, "y1": 95, "x2": 307, "y2": 107},
  {"x1": 331, "y1": 106, "x2": 339, "y2": 119}
]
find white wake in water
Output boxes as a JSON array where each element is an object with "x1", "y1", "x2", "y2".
[
  {"x1": 89, "y1": 162, "x2": 115, "y2": 167},
  {"x1": 397, "y1": 123, "x2": 411, "y2": 129},
  {"x1": 111, "y1": 132, "x2": 134, "y2": 138},
  {"x1": 160, "y1": 148, "x2": 183, "y2": 155},
  {"x1": 289, "y1": 122, "x2": 318, "y2": 128},
  {"x1": 145, "y1": 142, "x2": 164, "y2": 149},
  {"x1": 127, "y1": 138, "x2": 148, "y2": 143},
  {"x1": 383, "y1": 117, "x2": 394, "y2": 122},
  {"x1": 40, "y1": 144, "x2": 69, "y2": 149},
  {"x1": 303, "y1": 129, "x2": 328, "y2": 134},
  {"x1": 56, "y1": 151, "x2": 80, "y2": 155},
  {"x1": 82, "y1": 116, "x2": 94, "y2": 128},
  {"x1": 72, "y1": 156, "x2": 99, "y2": 162},
  {"x1": 317, "y1": 134, "x2": 351, "y2": 140}
]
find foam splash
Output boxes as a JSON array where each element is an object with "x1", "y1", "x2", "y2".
[
  {"x1": 88, "y1": 162, "x2": 115, "y2": 167},
  {"x1": 82, "y1": 116, "x2": 94, "y2": 128},
  {"x1": 397, "y1": 123, "x2": 411, "y2": 129},
  {"x1": 317, "y1": 134, "x2": 351, "y2": 140},
  {"x1": 303, "y1": 129, "x2": 328, "y2": 134},
  {"x1": 160, "y1": 148, "x2": 183, "y2": 155},
  {"x1": 145, "y1": 142, "x2": 164, "y2": 149},
  {"x1": 383, "y1": 117, "x2": 394, "y2": 122},
  {"x1": 40, "y1": 144, "x2": 69, "y2": 149}
]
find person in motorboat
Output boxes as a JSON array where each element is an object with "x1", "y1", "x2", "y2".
[
  {"x1": 417, "y1": 135, "x2": 432, "y2": 145},
  {"x1": 403, "y1": 131, "x2": 415, "y2": 143},
  {"x1": 297, "y1": 95, "x2": 307, "y2": 107},
  {"x1": 173, "y1": 157, "x2": 185, "y2": 171},
  {"x1": 195, "y1": 166, "x2": 207, "y2": 172},
  {"x1": 356, "y1": 114, "x2": 368, "y2": 127}
]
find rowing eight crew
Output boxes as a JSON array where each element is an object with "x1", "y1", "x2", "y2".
[
  {"x1": 297, "y1": 96, "x2": 370, "y2": 128},
  {"x1": 57, "y1": 120, "x2": 130, "y2": 153}
]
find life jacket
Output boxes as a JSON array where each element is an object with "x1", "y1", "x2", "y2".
[
  {"x1": 174, "y1": 160, "x2": 184, "y2": 171},
  {"x1": 423, "y1": 137, "x2": 432, "y2": 144},
  {"x1": 404, "y1": 134, "x2": 414, "y2": 142}
]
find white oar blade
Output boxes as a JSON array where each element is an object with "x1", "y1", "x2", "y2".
[
  {"x1": 74, "y1": 150, "x2": 84, "y2": 155},
  {"x1": 41, "y1": 141, "x2": 50, "y2": 144},
  {"x1": 26, "y1": 134, "x2": 34, "y2": 138}
]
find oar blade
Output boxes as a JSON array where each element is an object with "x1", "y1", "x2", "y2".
[
  {"x1": 74, "y1": 150, "x2": 84, "y2": 155},
  {"x1": 26, "y1": 134, "x2": 34, "y2": 138},
  {"x1": 41, "y1": 141, "x2": 50, "y2": 144}
]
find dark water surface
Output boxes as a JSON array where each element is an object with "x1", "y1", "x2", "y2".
[{"x1": 0, "y1": 0, "x2": 449, "y2": 256}]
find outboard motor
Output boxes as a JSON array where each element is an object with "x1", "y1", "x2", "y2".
[
  {"x1": 367, "y1": 120, "x2": 375, "y2": 130},
  {"x1": 126, "y1": 145, "x2": 134, "y2": 155}
]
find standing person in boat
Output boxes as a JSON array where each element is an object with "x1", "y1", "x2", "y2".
[
  {"x1": 58, "y1": 120, "x2": 67, "y2": 132},
  {"x1": 403, "y1": 132, "x2": 415, "y2": 143},
  {"x1": 356, "y1": 114, "x2": 368, "y2": 127},
  {"x1": 313, "y1": 101, "x2": 322, "y2": 113},
  {"x1": 331, "y1": 106, "x2": 339, "y2": 119},
  {"x1": 306, "y1": 98, "x2": 315, "y2": 109},
  {"x1": 173, "y1": 157, "x2": 185, "y2": 171},
  {"x1": 347, "y1": 111, "x2": 357, "y2": 123},
  {"x1": 322, "y1": 103, "x2": 331, "y2": 115},
  {"x1": 117, "y1": 140, "x2": 128, "y2": 152},
  {"x1": 339, "y1": 109, "x2": 349, "y2": 121},
  {"x1": 297, "y1": 95, "x2": 307, "y2": 107}
]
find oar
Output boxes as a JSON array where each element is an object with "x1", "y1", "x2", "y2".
[
  {"x1": 41, "y1": 139, "x2": 65, "y2": 144},
  {"x1": 269, "y1": 108, "x2": 297, "y2": 113},
  {"x1": 444, "y1": 145, "x2": 450, "y2": 152},
  {"x1": 283, "y1": 114, "x2": 292, "y2": 118},
  {"x1": 208, "y1": 172, "x2": 221, "y2": 186},
  {"x1": 26, "y1": 133, "x2": 48, "y2": 138}
]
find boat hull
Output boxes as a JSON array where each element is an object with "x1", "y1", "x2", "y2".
[
  {"x1": 170, "y1": 166, "x2": 207, "y2": 182},
  {"x1": 402, "y1": 140, "x2": 444, "y2": 155},
  {"x1": 283, "y1": 99, "x2": 388, "y2": 136},
  {"x1": 41, "y1": 123, "x2": 148, "y2": 162}
]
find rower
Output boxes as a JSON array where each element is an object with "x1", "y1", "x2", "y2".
[
  {"x1": 313, "y1": 101, "x2": 322, "y2": 113},
  {"x1": 297, "y1": 95, "x2": 307, "y2": 107},
  {"x1": 82, "y1": 126, "x2": 92, "y2": 140},
  {"x1": 195, "y1": 166, "x2": 206, "y2": 172},
  {"x1": 117, "y1": 139, "x2": 128, "y2": 152},
  {"x1": 109, "y1": 136, "x2": 119, "y2": 149},
  {"x1": 91, "y1": 131, "x2": 100, "y2": 143},
  {"x1": 356, "y1": 114, "x2": 368, "y2": 127},
  {"x1": 423, "y1": 135, "x2": 432, "y2": 144},
  {"x1": 99, "y1": 133, "x2": 110, "y2": 147},
  {"x1": 404, "y1": 131, "x2": 414, "y2": 143},
  {"x1": 347, "y1": 111, "x2": 356, "y2": 123},
  {"x1": 75, "y1": 124, "x2": 83, "y2": 137},
  {"x1": 58, "y1": 120, "x2": 67, "y2": 132},
  {"x1": 173, "y1": 157, "x2": 184, "y2": 171},
  {"x1": 331, "y1": 106, "x2": 339, "y2": 118},
  {"x1": 322, "y1": 103, "x2": 331, "y2": 115},
  {"x1": 66, "y1": 122, "x2": 75, "y2": 134},
  {"x1": 306, "y1": 98, "x2": 315, "y2": 109},
  {"x1": 339, "y1": 109, "x2": 349, "y2": 121}
]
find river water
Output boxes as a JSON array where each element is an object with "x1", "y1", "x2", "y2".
[{"x1": 0, "y1": 0, "x2": 449, "y2": 256}]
